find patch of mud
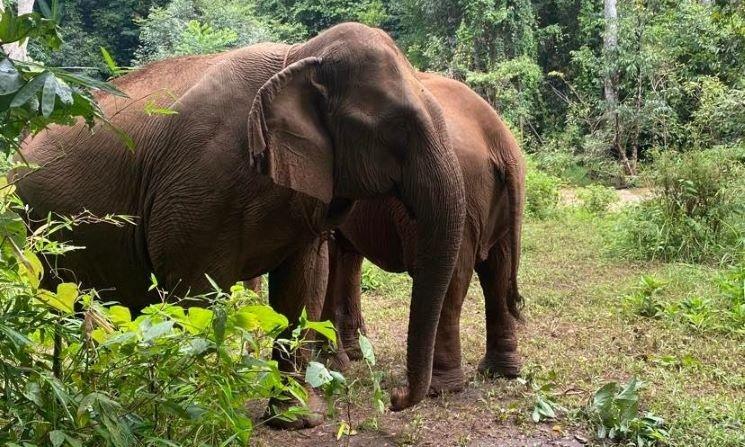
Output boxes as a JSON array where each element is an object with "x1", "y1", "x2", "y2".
[{"x1": 560, "y1": 187, "x2": 652, "y2": 211}]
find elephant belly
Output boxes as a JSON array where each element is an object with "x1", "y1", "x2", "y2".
[{"x1": 145, "y1": 174, "x2": 318, "y2": 298}]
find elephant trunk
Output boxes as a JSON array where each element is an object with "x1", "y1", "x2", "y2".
[{"x1": 390, "y1": 132, "x2": 466, "y2": 411}]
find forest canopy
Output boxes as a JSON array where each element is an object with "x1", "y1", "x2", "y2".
[{"x1": 29, "y1": 0, "x2": 745, "y2": 186}]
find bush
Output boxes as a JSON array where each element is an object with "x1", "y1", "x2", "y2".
[
  {"x1": 613, "y1": 146, "x2": 745, "y2": 264},
  {"x1": 585, "y1": 377, "x2": 669, "y2": 446},
  {"x1": 0, "y1": 180, "x2": 347, "y2": 444},
  {"x1": 577, "y1": 185, "x2": 619, "y2": 215},
  {"x1": 360, "y1": 261, "x2": 383, "y2": 292},
  {"x1": 621, "y1": 264, "x2": 744, "y2": 335},
  {"x1": 623, "y1": 275, "x2": 667, "y2": 318},
  {"x1": 525, "y1": 157, "x2": 562, "y2": 219}
]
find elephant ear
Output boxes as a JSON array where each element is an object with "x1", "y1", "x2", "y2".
[{"x1": 247, "y1": 57, "x2": 334, "y2": 204}]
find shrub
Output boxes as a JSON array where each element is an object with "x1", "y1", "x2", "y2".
[
  {"x1": 0, "y1": 188, "x2": 346, "y2": 445},
  {"x1": 585, "y1": 377, "x2": 669, "y2": 446},
  {"x1": 525, "y1": 157, "x2": 562, "y2": 219},
  {"x1": 623, "y1": 275, "x2": 667, "y2": 318},
  {"x1": 613, "y1": 145, "x2": 745, "y2": 264},
  {"x1": 360, "y1": 261, "x2": 383, "y2": 292},
  {"x1": 577, "y1": 184, "x2": 619, "y2": 215}
]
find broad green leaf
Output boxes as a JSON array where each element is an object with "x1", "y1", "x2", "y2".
[
  {"x1": 54, "y1": 77, "x2": 73, "y2": 105},
  {"x1": 100, "y1": 331, "x2": 137, "y2": 348},
  {"x1": 108, "y1": 305, "x2": 131, "y2": 327},
  {"x1": 237, "y1": 305, "x2": 288, "y2": 333},
  {"x1": 100, "y1": 46, "x2": 121, "y2": 76},
  {"x1": 41, "y1": 73, "x2": 57, "y2": 117},
  {"x1": 49, "y1": 430, "x2": 65, "y2": 447},
  {"x1": 55, "y1": 282, "x2": 78, "y2": 314},
  {"x1": 305, "y1": 361, "x2": 333, "y2": 388},
  {"x1": 212, "y1": 307, "x2": 226, "y2": 345},
  {"x1": 90, "y1": 328, "x2": 109, "y2": 344},
  {"x1": 358, "y1": 333, "x2": 376, "y2": 366},
  {"x1": 185, "y1": 307, "x2": 213, "y2": 334},
  {"x1": 181, "y1": 337, "x2": 211, "y2": 356},
  {"x1": 10, "y1": 71, "x2": 49, "y2": 108},
  {"x1": 37, "y1": 282, "x2": 78, "y2": 315},
  {"x1": 62, "y1": 434, "x2": 82, "y2": 447},
  {"x1": 23, "y1": 381, "x2": 43, "y2": 407},
  {"x1": 0, "y1": 58, "x2": 23, "y2": 95},
  {"x1": 18, "y1": 249, "x2": 43, "y2": 288},
  {"x1": 141, "y1": 320, "x2": 174, "y2": 342},
  {"x1": 304, "y1": 320, "x2": 337, "y2": 346},
  {"x1": 234, "y1": 307, "x2": 260, "y2": 331},
  {"x1": 0, "y1": 323, "x2": 32, "y2": 349}
]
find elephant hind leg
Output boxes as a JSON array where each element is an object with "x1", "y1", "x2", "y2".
[{"x1": 475, "y1": 241, "x2": 521, "y2": 378}]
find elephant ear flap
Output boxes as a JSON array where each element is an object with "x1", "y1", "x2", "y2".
[{"x1": 247, "y1": 57, "x2": 334, "y2": 204}]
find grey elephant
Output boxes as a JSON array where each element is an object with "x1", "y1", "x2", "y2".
[{"x1": 14, "y1": 23, "x2": 466, "y2": 426}]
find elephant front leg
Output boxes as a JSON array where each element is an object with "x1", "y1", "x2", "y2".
[
  {"x1": 475, "y1": 243, "x2": 521, "y2": 378},
  {"x1": 265, "y1": 238, "x2": 329, "y2": 430},
  {"x1": 429, "y1": 259, "x2": 473, "y2": 395},
  {"x1": 322, "y1": 233, "x2": 368, "y2": 367}
]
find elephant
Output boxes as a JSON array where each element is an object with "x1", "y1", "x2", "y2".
[
  {"x1": 13, "y1": 23, "x2": 467, "y2": 425},
  {"x1": 320, "y1": 72, "x2": 526, "y2": 394}
]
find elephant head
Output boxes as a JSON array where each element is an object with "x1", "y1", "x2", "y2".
[{"x1": 247, "y1": 23, "x2": 466, "y2": 410}]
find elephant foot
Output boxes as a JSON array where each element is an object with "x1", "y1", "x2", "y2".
[
  {"x1": 341, "y1": 337, "x2": 364, "y2": 361},
  {"x1": 428, "y1": 367, "x2": 465, "y2": 395},
  {"x1": 478, "y1": 350, "x2": 521, "y2": 378},
  {"x1": 264, "y1": 390, "x2": 326, "y2": 430},
  {"x1": 327, "y1": 348, "x2": 352, "y2": 372}
]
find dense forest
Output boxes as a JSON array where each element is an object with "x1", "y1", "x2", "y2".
[
  {"x1": 31, "y1": 0, "x2": 745, "y2": 185},
  {"x1": 1, "y1": 1, "x2": 743, "y2": 446}
]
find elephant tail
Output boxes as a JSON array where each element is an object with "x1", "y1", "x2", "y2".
[{"x1": 487, "y1": 121, "x2": 526, "y2": 322}]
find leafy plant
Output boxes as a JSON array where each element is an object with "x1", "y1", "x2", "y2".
[
  {"x1": 360, "y1": 261, "x2": 383, "y2": 293},
  {"x1": 518, "y1": 368, "x2": 565, "y2": 423},
  {"x1": 624, "y1": 275, "x2": 667, "y2": 318},
  {"x1": 525, "y1": 159, "x2": 562, "y2": 219},
  {"x1": 0, "y1": 2, "x2": 127, "y2": 155},
  {"x1": 585, "y1": 377, "x2": 669, "y2": 446},
  {"x1": 676, "y1": 295, "x2": 714, "y2": 331},
  {"x1": 613, "y1": 146, "x2": 745, "y2": 264},
  {"x1": 577, "y1": 184, "x2": 619, "y2": 214}
]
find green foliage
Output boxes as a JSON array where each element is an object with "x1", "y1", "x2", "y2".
[
  {"x1": 518, "y1": 368, "x2": 565, "y2": 423},
  {"x1": 576, "y1": 184, "x2": 618, "y2": 214},
  {"x1": 0, "y1": 186, "x2": 344, "y2": 444},
  {"x1": 0, "y1": 3, "x2": 126, "y2": 155},
  {"x1": 621, "y1": 264, "x2": 745, "y2": 336},
  {"x1": 254, "y1": 0, "x2": 390, "y2": 41},
  {"x1": 525, "y1": 158, "x2": 561, "y2": 219},
  {"x1": 623, "y1": 275, "x2": 667, "y2": 318},
  {"x1": 585, "y1": 377, "x2": 669, "y2": 446},
  {"x1": 360, "y1": 261, "x2": 383, "y2": 293},
  {"x1": 613, "y1": 146, "x2": 745, "y2": 264},
  {"x1": 134, "y1": 0, "x2": 277, "y2": 63}
]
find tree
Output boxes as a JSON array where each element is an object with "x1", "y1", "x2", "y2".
[{"x1": 602, "y1": 0, "x2": 629, "y2": 175}]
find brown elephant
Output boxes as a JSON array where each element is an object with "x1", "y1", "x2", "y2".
[
  {"x1": 13, "y1": 23, "x2": 466, "y2": 423},
  {"x1": 321, "y1": 72, "x2": 525, "y2": 393}
]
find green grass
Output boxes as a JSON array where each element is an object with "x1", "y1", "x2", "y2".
[{"x1": 254, "y1": 208, "x2": 744, "y2": 446}]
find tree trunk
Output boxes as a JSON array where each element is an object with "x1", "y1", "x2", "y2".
[
  {"x1": 1, "y1": 0, "x2": 35, "y2": 61},
  {"x1": 603, "y1": 0, "x2": 632, "y2": 176}
]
